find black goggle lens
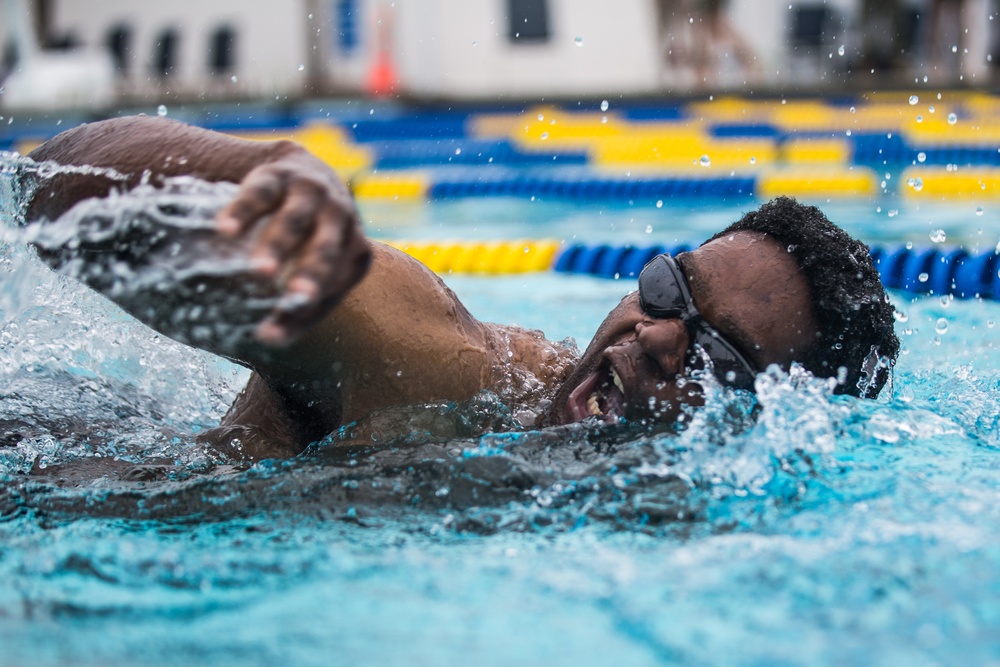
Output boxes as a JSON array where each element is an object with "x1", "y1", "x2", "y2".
[{"x1": 637, "y1": 254, "x2": 758, "y2": 390}]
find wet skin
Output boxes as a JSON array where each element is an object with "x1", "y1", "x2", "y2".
[{"x1": 549, "y1": 231, "x2": 819, "y2": 426}]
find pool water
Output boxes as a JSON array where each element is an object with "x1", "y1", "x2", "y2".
[{"x1": 3, "y1": 181, "x2": 1000, "y2": 665}]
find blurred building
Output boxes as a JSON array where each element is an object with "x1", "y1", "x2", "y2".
[{"x1": 0, "y1": 0, "x2": 996, "y2": 111}]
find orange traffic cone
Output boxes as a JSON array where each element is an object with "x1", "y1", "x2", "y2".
[
  {"x1": 366, "y1": 10, "x2": 398, "y2": 97},
  {"x1": 366, "y1": 50, "x2": 397, "y2": 97}
]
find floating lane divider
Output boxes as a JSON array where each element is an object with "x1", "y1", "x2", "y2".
[
  {"x1": 387, "y1": 239, "x2": 1000, "y2": 299},
  {"x1": 385, "y1": 239, "x2": 561, "y2": 274},
  {"x1": 352, "y1": 167, "x2": 878, "y2": 201}
]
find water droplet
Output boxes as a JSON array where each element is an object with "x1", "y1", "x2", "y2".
[
  {"x1": 911, "y1": 177, "x2": 924, "y2": 192},
  {"x1": 298, "y1": 64, "x2": 305, "y2": 71},
  {"x1": 917, "y1": 151, "x2": 927, "y2": 163},
  {"x1": 895, "y1": 310, "x2": 909, "y2": 323},
  {"x1": 472, "y1": 40, "x2": 478, "y2": 46},
  {"x1": 849, "y1": 106, "x2": 856, "y2": 113},
  {"x1": 600, "y1": 100, "x2": 609, "y2": 112},
  {"x1": 645, "y1": 224, "x2": 653, "y2": 234},
  {"x1": 838, "y1": 44, "x2": 845, "y2": 56},
  {"x1": 916, "y1": 115, "x2": 923, "y2": 123},
  {"x1": 918, "y1": 272, "x2": 930, "y2": 283},
  {"x1": 454, "y1": 147, "x2": 462, "y2": 155},
  {"x1": 749, "y1": 156, "x2": 756, "y2": 165},
  {"x1": 935, "y1": 318, "x2": 949, "y2": 334},
  {"x1": 846, "y1": 129, "x2": 852, "y2": 136},
  {"x1": 888, "y1": 209, "x2": 898, "y2": 217},
  {"x1": 930, "y1": 229, "x2": 947, "y2": 243},
  {"x1": 230, "y1": 75, "x2": 238, "y2": 83},
  {"x1": 537, "y1": 113, "x2": 544, "y2": 121},
  {"x1": 574, "y1": 36, "x2": 584, "y2": 46},
  {"x1": 655, "y1": 200, "x2": 663, "y2": 208},
  {"x1": 948, "y1": 112, "x2": 958, "y2": 125},
  {"x1": 540, "y1": 132, "x2": 549, "y2": 140},
  {"x1": 157, "y1": 104, "x2": 168, "y2": 117},
  {"x1": 977, "y1": 206, "x2": 984, "y2": 216},
  {"x1": 909, "y1": 94, "x2": 919, "y2": 105},
  {"x1": 699, "y1": 155, "x2": 711, "y2": 167},
  {"x1": 989, "y1": 319, "x2": 996, "y2": 329}
]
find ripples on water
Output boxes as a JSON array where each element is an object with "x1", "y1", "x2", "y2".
[{"x1": 2, "y1": 155, "x2": 1000, "y2": 665}]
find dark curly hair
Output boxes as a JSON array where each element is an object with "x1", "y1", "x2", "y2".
[{"x1": 705, "y1": 196, "x2": 899, "y2": 399}]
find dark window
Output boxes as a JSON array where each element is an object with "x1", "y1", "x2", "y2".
[
  {"x1": 337, "y1": 0, "x2": 358, "y2": 53},
  {"x1": 788, "y1": 5, "x2": 830, "y2": 50},
  {"x1": 153, "y1": 28, "x2": 179, "y2": 77},
  {"x1": 208, "y1": 25, "x2": 235, "y2": 74},
  {"x1": 507, "y1": 0, "x2": 550, "y2": 43},
  {"x1": 2, "y1": 39, "x2": 17, "y2": 73},
  {"x1": 47, "y1": 32, "x2": 79, "y2": 51},
  {"x1": 896, "y1": 8, "x2": 922, "y2": 54},
  {"x1": 106, "y1": 24, "x2": 131, "y2": 73}
]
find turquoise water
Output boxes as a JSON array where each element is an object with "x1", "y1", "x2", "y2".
[{"x1": 3, "y1": 190, "x2": 1000, "y2": 666}]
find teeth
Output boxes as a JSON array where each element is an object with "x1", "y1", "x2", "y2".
[
  {"x1": 611, "y1": 367, "x2": 625, "y2": 395},
  {"x1": 587, "y1": 392, "x2": 602, "y2": 416}
]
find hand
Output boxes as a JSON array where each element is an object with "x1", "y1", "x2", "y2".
[{"x1": 215, "y1": 147, "x2": 371, "y2": 345}]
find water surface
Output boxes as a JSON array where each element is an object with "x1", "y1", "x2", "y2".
[{"x1": 2, "y1": 170, "x2": 999, "y2": 666}]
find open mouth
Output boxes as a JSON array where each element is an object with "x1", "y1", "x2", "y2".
[{"x1": 566, "y1": 360, "x2": 627, "y2": 424}]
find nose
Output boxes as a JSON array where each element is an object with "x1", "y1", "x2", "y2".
[{"x1": 635, "y1": 317, "x2": 690, "y2": 376}]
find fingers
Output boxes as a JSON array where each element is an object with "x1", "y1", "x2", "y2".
[
  {"x1": 214, "y1": 157, "x2": 369, "y2": 345},
  {"x1": 257, "y1": 197, "x2": 371, "y2": 345},
  {"x1": 216, "y1": 167, "x2": 284, "y2": 236},
  {"x1": 249, "y1": 180, "x2": 326, "y2": 276},
  {"x1": 256, "y1": 216, "x2": 371, "y2": 346}
]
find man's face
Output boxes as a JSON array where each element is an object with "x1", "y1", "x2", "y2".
[{"x1": 550, "y1": 231, "x2": 819, "y2": 425}]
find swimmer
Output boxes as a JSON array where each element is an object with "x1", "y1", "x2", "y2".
[{"x1": 25, "y1": 116, "x2": 900, "y2": 460}]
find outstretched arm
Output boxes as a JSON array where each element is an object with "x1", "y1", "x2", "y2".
[
  {"x1": 26, "y1": 116, "x2": 500, "y2": 449},
  {"x1": 28, "y1": 115, "x2": 370, "y2": 346}
]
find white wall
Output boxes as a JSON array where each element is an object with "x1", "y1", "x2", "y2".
[{"x1": 390, "y1": 0, "x2": 661, "y2": 98}]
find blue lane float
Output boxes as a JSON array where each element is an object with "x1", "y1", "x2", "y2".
[
  {"x1": 429, "y1": 173, "x2": 757, "y2": 200},
  {"x1": 373, "y1": 139, "x2": 589, "y2": 169},
  {"x1": 553, "y1": 242, "x2": 1000, "y2": 299}
]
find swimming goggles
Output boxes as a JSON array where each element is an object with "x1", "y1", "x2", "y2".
[{"x1": 637, "y1": 253, "x2": 759, "y2": 390}]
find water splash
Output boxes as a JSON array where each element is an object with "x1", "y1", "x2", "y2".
[
  {"x1": 0, "y1": 163, "x2": 249, "y2": 478},
  {"x1": 21, "y1": 176, "x2": 285, "y2": 356}
]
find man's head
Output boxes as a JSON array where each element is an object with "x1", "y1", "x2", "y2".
[
  {"x1": 549, "y1": 196, "x2": 899, "y2": 426},
  {"x1": 704, "y1": 196, "x2": 899, "y2": 398}
]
